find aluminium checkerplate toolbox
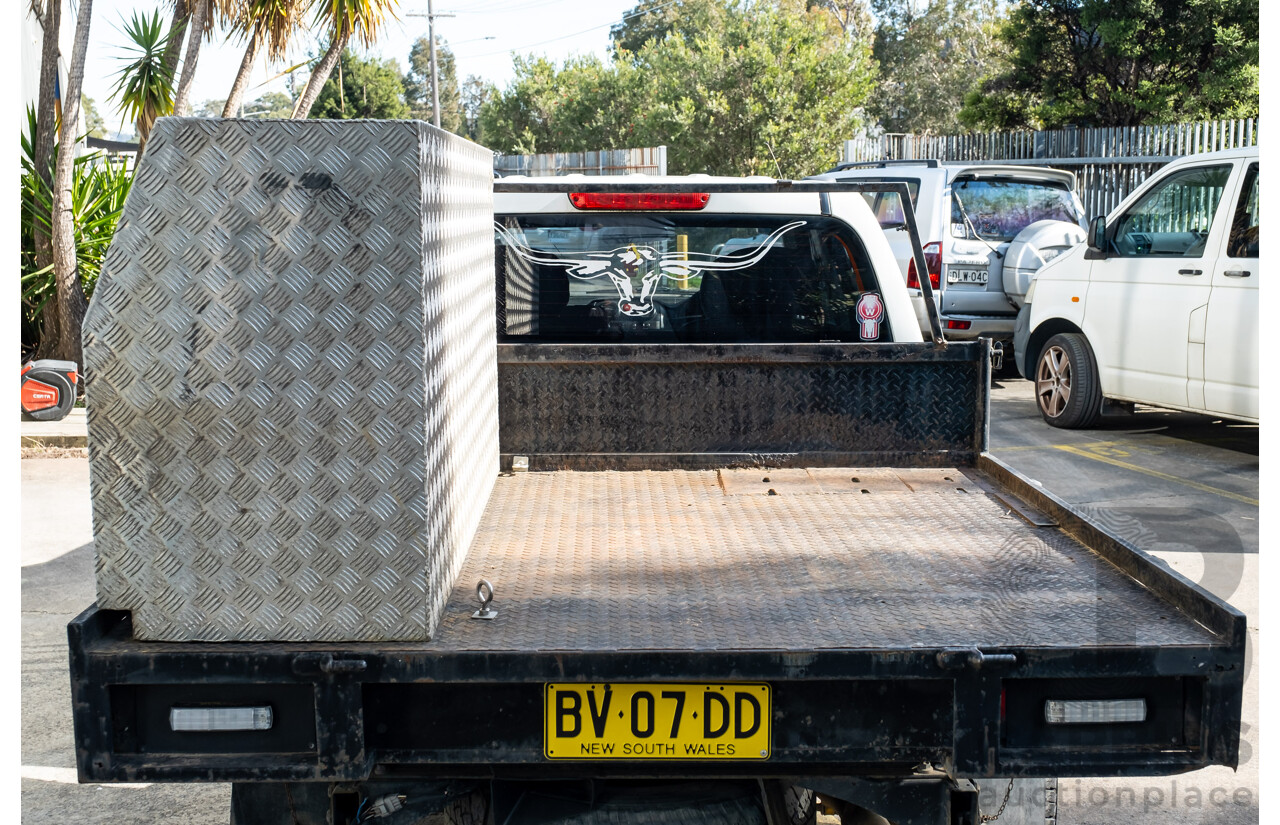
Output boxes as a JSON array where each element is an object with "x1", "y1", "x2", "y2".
[{"x1": 82, "y1": 118, "x2": 499, "y2": 641}]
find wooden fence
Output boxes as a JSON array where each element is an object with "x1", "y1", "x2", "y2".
[
  {"x1": 841, "y1": 119, "x2": 1257, "y2": 219},
  {"x1": 494, "y1": 146, "x2": 667, "y2": 177}
]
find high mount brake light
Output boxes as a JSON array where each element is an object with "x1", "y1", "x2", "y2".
[
  {"x1": 569, "y1": 192, "x2": 710, "y2": 210},
  {"x1": 907, "y1": 241, "x2": 942, "y2": 290}
]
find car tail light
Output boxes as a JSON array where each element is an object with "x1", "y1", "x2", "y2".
[
  {"x1": 1045, "y1": 699, "x2": 1146, "y2": 725},
  {"x1": 569, "y1": 192, "x2": 710, "y2": 210},
  {"x1": 170, "y1": 706, "x2": 274, "y2": 732},
  {"x1": 907, "y1": 242, "x2": 942, "y2": 289},
  {"x1": 946, "y1": 320, "x2": 971, "y2": 330}
]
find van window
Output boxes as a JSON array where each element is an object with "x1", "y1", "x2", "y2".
[
  {"x1": 950, "y1": 177, "x2": 1081, "y2": 242},
  {"x1": 1227, "y1": 163, "x2": 1259, "y2": 259},
  {"x1": 1111, "y1": 164, "x2": 1232, "y2": 257},
  {"x1": 495, "y1": 214, "x2": 892, "y2": 344}
]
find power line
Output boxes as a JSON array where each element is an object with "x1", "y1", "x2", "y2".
[{"x1": 454, "y1": 0, "x2": 681, "y2": 59}]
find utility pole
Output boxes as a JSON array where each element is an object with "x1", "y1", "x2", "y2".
[{"x1": 407, "y1": 4, "x2": 455, "y2": 129}]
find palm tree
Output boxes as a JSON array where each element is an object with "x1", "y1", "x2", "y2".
[
  {"x1": 51, "y1": 0, "x2": 94, "y2": 366},
  {"x1": 223, "y1": 0, "x2": 307, "y2": 117},
  {"x1": 110, "y1": 11, "x2": 177, "y2": 152},
  {"x1": 291, "y1": 0, "x2": 399, "y2": 119},
  {"x1": 30, "y1": 0, "x2": 63, "y2": 356}
]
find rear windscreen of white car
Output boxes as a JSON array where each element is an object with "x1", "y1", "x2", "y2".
[
  {"x1": 950, "y1": 177, "x2": 1081, "y2": 242},
  {"x1": 494, "y1": 214, "x2": 893, "y2": 344}
]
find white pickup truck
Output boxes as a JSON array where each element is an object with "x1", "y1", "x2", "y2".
[{"x1": 72, "y1": 154, "x2": 1243, "y2": 825}]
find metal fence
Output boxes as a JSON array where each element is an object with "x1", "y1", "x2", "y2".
[
  {"x1": 841, "y1": 119, "x2": 1257, "y2": 219},
  {"x1": 494, "y1": 146, "x2": 667, "y2": 177}
]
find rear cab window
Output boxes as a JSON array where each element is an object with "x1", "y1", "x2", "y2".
[
  {"x1": 495, "y1": 214, "x2": 893, "y2": 344},
  {"x1": 949, "y1": 176, "x2": 1082, "y2": 242}
]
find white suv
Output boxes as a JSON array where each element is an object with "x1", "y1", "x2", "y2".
[
  {"x1": 1014, "y1": 147, "x2": 1259, "y2": 428},
  {"x1": 808, "y1": 161, "x2": 1087, "y2": 354}
]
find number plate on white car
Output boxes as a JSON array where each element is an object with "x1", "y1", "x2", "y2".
[{"x1": 947, "y1": 267, "x2": 988, "y2": 284}]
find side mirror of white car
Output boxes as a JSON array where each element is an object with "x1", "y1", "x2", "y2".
[{"x1": 1085, "y1": 215, "x2": 1108, "y2": 259}]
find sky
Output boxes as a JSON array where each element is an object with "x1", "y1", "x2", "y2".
[{"x1": 80, "y1": 0, "x2": 645, "y2": 137}]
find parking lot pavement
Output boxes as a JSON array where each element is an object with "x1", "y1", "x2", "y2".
[
  {"x1": 20, "y1": 457, "x2": 232, "y2": 825},
  {"x1": 988, "y1": 379, "x2": 1259, "y2": 825},
  {"x1": 20, "y1": 381, "x2": 1259, "y2": 824}
]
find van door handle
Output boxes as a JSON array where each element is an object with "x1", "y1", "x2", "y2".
[
  {"x1": 1178, "y1": 269, "x2": 1203, "y2": 276},
  {"x1": 1224, "y1": 270, "x2": 1251, "y2": 278}
]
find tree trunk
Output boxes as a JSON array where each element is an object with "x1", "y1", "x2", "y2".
[
  {"x1": 51, "y1": 0, "x2": 93, "y2": 367},
  {"x1": 172, "y1": 0, "x2": 208, "y2": 116},
  {"x1": 163, "y1": 0, "x2": 190, "y2": 82},
  {"x1": 291, "y1": 24, "x2": 348, "y2": 119},
  {"x1": 33, "y1": 0, "x2": 62, "y2": 357},
  {"x1": 223, "y1": 29, "x2": 260, "y2": 117}
]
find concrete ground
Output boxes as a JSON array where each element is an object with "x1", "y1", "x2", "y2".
[
  {"x1": 20, "y1": 378, "x2": 1258, "y2": 824},
  {"x1": 21, "y1": 407, "x2": 87, "y2": 448}
]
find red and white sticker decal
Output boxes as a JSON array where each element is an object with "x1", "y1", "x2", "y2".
[{"x1": 856, "y1": 292, "x2": 884, "y2": 340}]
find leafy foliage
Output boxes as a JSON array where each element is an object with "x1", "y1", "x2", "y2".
[
  {"x1": 196, "y1": 91, "x2": 295, "y2": 118},
  {"x1": 868, "y1": 0, "x2": 1008, "y2": 134},
  {"x1": 311, "y1": 48, "x2": 409, "y2": 119},
  {"x1": 460, "y1": 74, "x2": 493, "y2": 142},
  {"x1": 959, "y1": 0, "x2": 1259, "y2": 129},
  {"x1": 405, "y1": 35, "x2": 461, "y2": 130},
  {"x1": 109, "y1": 10, "x2": 177, "y2": 147},
  {"x1": 482, "y1": 0, "x2": 873, "y2": 176},
  {"x1": 310, "y1": 0, "x2": 399, "y2": 49},
  {"x1": 20, "y1": 108, "x2": 131, "y2": 355},
  {"x1": 82, "y1": 96, "x2": 108, "y2": 138}
]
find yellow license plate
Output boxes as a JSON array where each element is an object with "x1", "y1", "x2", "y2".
[{"x1": 544, "y1": 683, "x2": 771, "y2": 760}]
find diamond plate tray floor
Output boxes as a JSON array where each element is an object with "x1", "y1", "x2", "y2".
[{"x1": 426, "y1": 469, "x2": 1216, "y2": 652}]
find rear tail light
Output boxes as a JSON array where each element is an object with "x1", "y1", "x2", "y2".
[
  {"x1": 170, "y1": 706, "x2": 274, "y2": 732},
  {"x1": 907, "y1": 242, "x2": 942, "y2": 289},
  {"x1": 1045, "y1": 699, "x2": 1146, "y2": 725},
  {"x1": 946, "y1": 320, "x2": 971, "y2": 330},
  {"x1": 569, "y1": 192, "x2": 710, "y2": 210}
]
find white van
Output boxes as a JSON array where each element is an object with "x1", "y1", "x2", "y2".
[{"x1": 1013, "y1": 147, "x2": 1259, "y2": 428}]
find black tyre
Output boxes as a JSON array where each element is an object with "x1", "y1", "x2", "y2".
[{"x1": 1034, "y1": 332, "x2": 1103, "y2": 429}]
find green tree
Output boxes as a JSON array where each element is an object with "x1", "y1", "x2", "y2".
[
  {"x1": 479, "y1": 54, "x2": 640, "y2": 155},
  {"x1": 610, "y1": 0, "x2": 720, "y2": 53},
  {"x1": 292, "y1": 0, "x2": 400, "y2": 118},
  {"x1": 311, "y1": 49, "x2": 409, "y2": 119},
  {"x1": 483, "y1": 0, "x2": 873, "y2": 176},
  {"x1": 109, "y1": 10, "x2": 177, "y2": 152},
  {"x1": 221, "y1": 0, "x2": 307, "y2": 117},
  {"x1": 869, "y1": 0, "x2": 1008, "y2": 134},
  {"x1": 245, "y1": 91, "x2": 296, "y2": 117},
  {"x1": 81, "y1": 96, "x2": 108, "y2": 138},
  {"x1": 460, "y1": 74, "x2": 493, "y2": 142},
  {"x1": 960, "y1": 0, "x2": 1259, "y2": 129},
  {"x1": 51, "y1": 0, "x2": 95, "y2": 365},
  {"x1": 405, "y1": 35, "x2": 461, "y2": 130}
]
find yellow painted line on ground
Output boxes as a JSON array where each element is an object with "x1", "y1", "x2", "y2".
[
  {"x1": 1051, "y1": 444, "x2": 1258, "y2": 506},
  {"x1": 997, "y1": 440, "x2": 1129, "y2": 453}
]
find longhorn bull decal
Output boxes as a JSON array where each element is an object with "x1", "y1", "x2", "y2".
[{"x1": 494, "y1": 220, "x2": 807, "y2": 317}]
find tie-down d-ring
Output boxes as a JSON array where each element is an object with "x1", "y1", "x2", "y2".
[{"x1": 472, "y1": 579, "x2": 498, "y2": 620}]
